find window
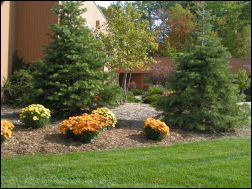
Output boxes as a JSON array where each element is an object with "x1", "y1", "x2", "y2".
[{"x1": 96, "y1": 20, "x2": 100, "y2": 29}]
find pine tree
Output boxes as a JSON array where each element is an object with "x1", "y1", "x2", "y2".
[
  {"x1": 33, "y1": 1, "x2": 117, "y2": 117},
  {"x1": 157, "y1": 3, "x2": 249, "y2": 132}
]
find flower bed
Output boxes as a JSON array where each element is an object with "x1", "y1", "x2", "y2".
[
  {"x1": 20, "y1": 104, "x2": 51, "y2": 128},
  {"x1": 144, "y1": 118, "x2": 170, "y2": 140},
  {"x1": 59, "y1": 113, "x2": 112, "y2": 143},
  {"x1": 92, "y1": 107, "x2": 117, "y2": 130},
  {"x1": 1, "y1": 120, "x2": 15, "y2": 143}
]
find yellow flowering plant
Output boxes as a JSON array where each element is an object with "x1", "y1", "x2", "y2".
[
  {"x1": 59, "y1": 113, "x2": 112, "y2": 143},
  {"x1": 144, "y1": 118, "x2": 170, "y2": 140},
  {"x1": 20, "y1": 104, "x2": 51, "y2": 128},
  {"x1": 92, "y1": 107, "x2": 117, "y2": 130},
  {"x1": 1, "y1": 120, "x2": 15, "y2": 143}
]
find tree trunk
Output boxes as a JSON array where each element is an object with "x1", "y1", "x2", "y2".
[{"x1": 125, "y1": 72, "x2": 132, "y2": 102}]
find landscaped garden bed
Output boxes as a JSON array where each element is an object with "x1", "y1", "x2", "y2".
[{"x1": 1, "y1": 103, "x2": 250, "y2": 157}]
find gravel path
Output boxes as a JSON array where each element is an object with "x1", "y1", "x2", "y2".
[{"x1": 1, "y1": 103, "x2": 251, "y2": 157}]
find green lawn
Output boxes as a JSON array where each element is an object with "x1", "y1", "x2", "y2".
[{"x1": 1, "y1": 137, "x2": 251, "y2": 188}]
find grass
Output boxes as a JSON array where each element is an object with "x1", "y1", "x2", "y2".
[{"x1": 1, "y1": 137, "x2": 251, "y2": 188}]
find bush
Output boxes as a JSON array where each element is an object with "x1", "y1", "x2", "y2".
[
  {"x1": 32, "y1": 2, "x2": 115, "y2": 117},
  {"x1": 147, "y1": 86, "x2": 163, "y2": 95},
  {"x1": 131, "y1": 88, "x2": 144, "y2": 96},
  {"x1": 1, "y1": 120, "x2": 15, "y2": 143},
  {"x1": 143, "y1": 118, "x2": 170, "y2": 140},
  {"x1": 92, "y1": 107, "x2": 117, "y2": 129},
  {"x1": 2, "y1": 69, "x2": 35, "y2": 106},
  {"x1": 59, "y1": 113, "x2": 112, "y2": 143},
  {"x1": 20, "y1": 104, "x2": 51, "y2": 128},
  {"x1": 96, "y1": 84, "x2": 122, "y2": 107},
  {"x1": 142, "y1": 94, "x2": 161, "y2": 105},
  {"x1": 127, "y1": 91, "x2": 141, "y2": 103}
]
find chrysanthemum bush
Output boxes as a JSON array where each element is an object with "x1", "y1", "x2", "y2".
[
  {"x1": 144, "y1": 118, "x2": 170, "y2": 140},
  {"x1": 20, "y1": 104, "x2": 51, "y2": 128},
  {"x1": 59, "y1": 113, "x2": 112, "y2": 143},
  {"x1": 1, "y1": 120, "x2": 15, "y2": 143},
  {"x1": 92, "y1": 107, "x2": 117, "y2": 130}
]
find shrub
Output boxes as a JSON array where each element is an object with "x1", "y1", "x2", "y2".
[
  {"x1": 143, "y1": 118, "x2": 170, "y2": 140},
  {"x1": 149, "y1": 63, "x2": 175, "y2": 86},
  {"x1": 32, "y1": 2, "x2": 115, "y2": 117},
  {"x1": 96, "y1": 84, "x2": 122, "y2": 107},
  {"x1": 127, "y1": 91, "x2": 141, "y2": 103},
  {"x1": 92, "y1": 107, "x2": 117, "y2": 129},
  {"x1": 2, "y1": 69, "x2": 35, "y2": 106},
  {"x1": 131, "y1": 88, "x2": 144, "y2": 96},
  {"x1": 147, "y1": 86, "x2": 163, "y2": 95},
  {"x1": 20, "y1": 104, "x2": 51, "y2": 128},
  {"x1": 1, "y1": 120, "x2": 15, "y2": 143},
  {"x1": 59, "y1": 113, "x2": 112, "y2": 143},
  {"x1": 142, "y1": 94, "x2": 161, "y2": 105}
]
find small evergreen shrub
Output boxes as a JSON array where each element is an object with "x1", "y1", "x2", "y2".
[
  {"x1": 127, "y1": 91, "x2": 141, "y2": 103},
  {"x1": 20, "y1": 104, "x2": 51, "y2": 128},
  {"x1": 59, "y1": 113, "x2": 112, "y2": 143},
  {"x1": 92, "y1": 107, "x2": 117, "y2": 130},
  {"x1": 131, "y1": 88, "x2": 144, "y2": 96},
  {"x1": 159, "y1": 5, "x2": 250, "y2": 132},
  {"x1": 142, "y1": 94, "x2": 161, "y2": 105},
  {"x1": 143, "y1": 118, "x2": 170, "y2": 140},
  {"x1": 1, "y1": 120, "x2": 15, "y2": 144},
  {"x1": 2, "y1": 69, "x2": 35, "y2": 106},
  {"x1": 32, "y1": 1, "x2": 117, "y2": 117},
  {"x1": 97, "y1": 84, "x2": 122, "y2": 107}
]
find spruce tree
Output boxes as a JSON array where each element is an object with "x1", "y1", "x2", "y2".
[
  {"x1": 33, "y1": 1, "x2": 116, "y2": 116},
  {"x1": 157, "y1": 3, "x2": 249, "y2": 132}
]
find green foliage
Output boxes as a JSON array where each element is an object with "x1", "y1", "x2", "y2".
[
  {"x1": 96, "y1": 83, "x2": 123, "y2": 107},
  {"x1": 143, "y1": 127, "x2": 166, "y2": 141},
  {"x1": 127, "y1": 91, "x2": 141, "y2": 103},
  {"x1": 98, "y1": 2, "x2": 158, "y2": 103},
  {"x1": 11, "y1": 51, "x2": 28, "y2": 73},
  {"x1": 66, "y1": 130, "x2": 99, "y2": 144},
  {"x1": 159, "y1": 3, "x2": 250, "y2": 133},
  {"x1": 2, "y1": 69, "x2": 35, "y2": 106},
  {"x1": 158, "y1": 40, "x2": 177, "y2": 58},
  {"x1": 31, "y1": 1, "x2": 115, "y2": 117},
  {"x1": 147, "y1": 86, "x2": 163, "y2": 95},
  {"x1": 142, "y1": 94, "x2": 161, "y2": 105},
  {"x1": 131, "y1": 88, "x2": 144, "y2": 96},
  {"x1": 206, "y1": 1, "x2": 251, "y2": 58},
  {"x1": 233, "y1": 69, "x2": 251, "y2": 92}
]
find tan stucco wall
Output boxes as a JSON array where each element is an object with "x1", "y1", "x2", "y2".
[
  {"x1": 1, "y1": 1, "x2": 16, "y2": 88},
  {"x1": 81, "y1": 1, "x2": 107, "y2": 31}
]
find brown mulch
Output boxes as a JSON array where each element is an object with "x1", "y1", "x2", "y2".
[{"x1": 1, "y1": 103, "x2": 251, "y2": 157}]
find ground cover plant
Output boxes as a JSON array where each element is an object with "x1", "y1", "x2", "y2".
[{"x1": 1, "y1": 137, "x2": 250, "y2": 188}]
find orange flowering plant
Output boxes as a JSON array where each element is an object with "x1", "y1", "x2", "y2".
[
  {"x1": 59, "y1": 113, "x2": 112, "y2": 143},
  {"x1": 144, "y1": 118, "x2": 170, "y2": 140},
  {"x1": 1, "y1": 120, "x2": 15, "y2": 143}
]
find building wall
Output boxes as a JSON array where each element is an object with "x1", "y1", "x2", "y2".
[
  {"x1": 81, "y1": 1, "x2": 107, "y2": 31},
  {"x1": 15, "y1": 1, "x2": 58, "y2": 64},
  {"x1": 1, "y1": 1, "x2": 16, "y2": 88}
]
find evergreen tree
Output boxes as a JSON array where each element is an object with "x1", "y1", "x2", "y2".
[
  {"x1": 33, "y1": 1, "x2": 118, "y2": 117},
  {"x1": 157, "y1": 3, "x2": 249, "y2": 132}
]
